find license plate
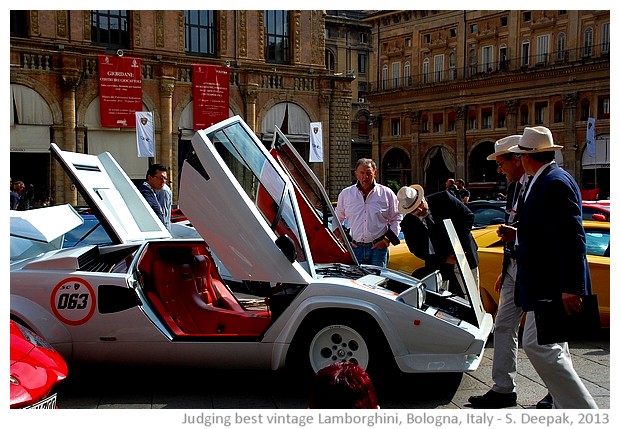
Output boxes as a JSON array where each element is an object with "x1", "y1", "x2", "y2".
[{"x1": 25, "y1": 393, "x2": 57, "y2": 409}]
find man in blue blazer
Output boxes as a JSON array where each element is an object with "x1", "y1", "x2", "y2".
[
  {"x1": 500, "y1": 126, "x2": 597, "y2": 408},
  {"x1": 138, "y1": 163, "x2": 168, "y2": 226}
]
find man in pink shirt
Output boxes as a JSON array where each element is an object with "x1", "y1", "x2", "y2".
[{"x1": 335, "y1": 158, "x2": 402, "y2": 267}]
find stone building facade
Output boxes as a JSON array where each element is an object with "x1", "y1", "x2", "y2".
[
  {"x1": 364, "y1": 10, "x2": 610, "y2": 198},
  {"x1": 10, "y1": 10, "x2": 355, "y2": 206}
]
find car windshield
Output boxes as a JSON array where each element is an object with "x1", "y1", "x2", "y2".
[{"x1": 585, "y1": 229, "x2": 610, "y2": 257}]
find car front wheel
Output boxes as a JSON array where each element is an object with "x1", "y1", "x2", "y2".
[{"x1": 308, "y1": 324, "x2": 369, "y2": 372}]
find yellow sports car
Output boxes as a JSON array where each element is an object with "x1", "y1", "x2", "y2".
[{"x1": 388, "y1": 220, "x2": 610, "y2": 328}]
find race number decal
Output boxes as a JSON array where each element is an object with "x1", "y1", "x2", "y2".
[{"x1": 50, "y1": 277, "x2": 96, "y2": 326}]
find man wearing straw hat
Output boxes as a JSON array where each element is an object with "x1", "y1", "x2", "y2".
[
  {"x1": 397, "y1": 183, "x2": 479, "y2": 295},
  {"x1": 499, "y1": 126, "x2": 597, "y2": 408},
  {"x1": 469, "y1": 134, "x2": 551, "y2": 409}
]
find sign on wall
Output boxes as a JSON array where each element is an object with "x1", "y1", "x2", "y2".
[
  {"x1": 98, "y1": 55, "x2": 142, "y2": 128},
  {"x1": 192, "y1": 64, "x2": 230, "y2": 131}
]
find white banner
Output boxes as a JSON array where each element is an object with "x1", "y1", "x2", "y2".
[
  {"x1": 586, "y1": 117, "x2": 596, "y2": 158},
  {"x1": 309, "y1": 122, "x2": 323, "y2": 163},
  {"x1": 136, "y1": 111, "x2": 155, "y2": 157}
]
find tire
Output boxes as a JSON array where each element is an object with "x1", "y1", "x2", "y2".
[
  {"x1": 287, "y1": 311, "x2": 394, "y2": 380},
  {"x1": 308, "y1": 323, "x2": 370, "y2": 372}
]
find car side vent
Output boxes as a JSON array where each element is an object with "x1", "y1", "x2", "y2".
[{"x1": 77, "y1": 247, "x2": 115, "y2": 272}]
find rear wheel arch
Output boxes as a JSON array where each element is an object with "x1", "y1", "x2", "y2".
[{"x1": 10, "y1": 295, "x2": 71, "y2": 344}]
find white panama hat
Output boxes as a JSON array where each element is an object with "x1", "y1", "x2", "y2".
[{"x1": 397, "y1": 184, "x2": 425, "y2": 214}]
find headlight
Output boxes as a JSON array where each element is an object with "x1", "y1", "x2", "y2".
[{"x1": 16, "y1": 322, "x2": 54, "y2": 351}]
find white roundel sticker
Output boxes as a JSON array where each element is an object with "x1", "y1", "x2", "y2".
[{"x1": 50, "y1": 277, "x2": 96, "y2": 326}]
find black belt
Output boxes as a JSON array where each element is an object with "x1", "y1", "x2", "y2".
[{"x1": 352, "y1": 236, "x2": 386, "y2": 246}]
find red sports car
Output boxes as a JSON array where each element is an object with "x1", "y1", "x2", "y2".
[{"x1": 10, "y1": 320, "x2": 68, "y2": 408}]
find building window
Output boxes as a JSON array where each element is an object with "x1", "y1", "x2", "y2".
[
  {"x1": 500, "y1": 16, "x2": 508, "y2": 27},
  {"x1": 404, "y1": 61, "x2": 411, "y2": 86},
  {"x1": 468, "y1": 109, "x2": 477, "y2": 129},
  {"x1": 580, "y1": 99, "x2": 590, "y2": 121},
  {"x1": 392, "y1": 62, "x2": 401, "y2": 88},
  {"x1": 450, "y1": 28, "x2": 457, "y2": 37},
  {"x1": 535, "y1": 102, "x2": 547, "y2": 125},
  {"x1": 434, "y1": 54, "x2": 444, "y2": 82},
  {"x1": 421, "y1": 114, "x2": 429, "y2": 132},
  {"x1": 422, "y1": 58, "x2": 430, "y2": 84},
  {"x1": 520, "y1": 104, "x2": 529, "y2": 126},
  {"x1": 536, "y1": 34, "x2": 549, "y2": 64},
  {"x1": 521, "y1": 40, "x2": 530, "y2": 66},
  {"x1": 601, "y1": 23, "x2": 610, "y2": 55},
  {"x1": 91, "y1": 10, "x2": 130, "y2": 48},
  {"x1": 424, "y1": 34, "x2": 431, "y2": 44},
  {"x1": 470, "y1": 23, "x2": 478, "y2": 34},
  {"x1": 559, "y1": 10, "x2": 567, "y2": 15},
  {"x1": 382, "y1": 64, "x2": 388, "y2": 89},
  {"x1": 358, "y1": 53, "x2": 366, "y2": 73},
  {"x1": 433, "y1": 113, "x2": 443, "y2": 133},
  {"x1": 523, "y1": 11, "x2": 531, "y2": 22},
  {"x1": 499, "y1": 45, "x2": 508, "y2": 70},
  {"x1": 554, "y1": 101, "x2": 564, "y2": 123},
  {"x1": 358, "y1": 115, "x2": 368, "y2": 137},
  {"x1": 481, "y1": 45, "x2": 493, "y2": 72},
  {"x1": 583, "y1": 27, "x2": 593, "y2": 58},
  {"x1": 185, "y1": 11, "x2": 216, "y2": 56},
  {"x1": 391, "y1": 118, "x2": 401, "y2": 136},
  {"x1": 597, "y1": 96, "x2": 610, "y2": 120},
  {"x1": 10, "y1": 10, "x2": 28, "y2": 37},
  {"x1": 448, "y1": 111, "x2": 456, "y2": 131},
  {"x1": 405, "y1": 38, "x2": 411, "y2": 47},
  {"x1": 469, "y1": 49, "x2": 476, "y2": 76},
  {"x1": 449, "y1": 52, "x2": 456, "y2": 79},
  {"x1": 325, "y1": 49, "x2": 335, "y2": 72},
  {"x1": 556, "y1": 33, "x2": 567, "y2": 62},
  {"x1": 497, "y1": 105, "x2": 506, "y2": 128},
  {"x1": 358, "y1": 82, "x2": 366, "y2": 100},
  {"x1": 482, "y1": 108, "x2": 493, "y2": 129},
  {"x1": 360, "y1": 32, "x2": 368, "y2": 44},
  {"x1": 265, "y1": 10, "x2": 290, "y2": 64}
]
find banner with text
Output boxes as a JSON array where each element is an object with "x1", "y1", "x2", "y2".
[
  {"x1": 98, "y1": 55, "x2": 142, "y2": 128},
  {"x1": 192, "y1": 64, "x2": 230, "y2": 130},
  {"x1": 586, "y1": 117, "x2": 596, "y2": 157},
  {"x1": 136, "y1": 112, "x2": 155, "y2": 157},
  {"x1": 309, "y1": 122, "x2": 323, "y2": 163}
]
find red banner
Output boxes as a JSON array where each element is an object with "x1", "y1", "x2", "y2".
[
  {"x1": 192, "y1": 64, "x2": 230, "y2": 130},
  {"x1": 98, "y1": 55, "x2": 142, "y2": 128}
]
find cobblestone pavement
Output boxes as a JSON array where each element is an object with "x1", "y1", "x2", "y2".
[{"x1": 55, "y1": 332, "x2": 609, "y2": 410}]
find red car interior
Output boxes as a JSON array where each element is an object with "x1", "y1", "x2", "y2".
[{"x1": 139, "y1": 243, "x2": 271, "y2": 337}]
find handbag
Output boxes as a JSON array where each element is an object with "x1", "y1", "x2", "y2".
[{"x1": 534, "y1": 294, "x2": 600, "y2": 345}]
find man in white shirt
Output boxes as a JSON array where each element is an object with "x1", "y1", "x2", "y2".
[{"x1": 335, "y1": 158, "x2": 402, "y2": 267}]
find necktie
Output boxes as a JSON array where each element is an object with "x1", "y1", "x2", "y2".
[{"x1": 516, "y1": 176, "x2": 532, "y2": 213}]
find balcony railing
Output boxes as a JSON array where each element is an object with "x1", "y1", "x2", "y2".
[{"x1": 370, "y1": 43, "x2": 609, "y2": 92}]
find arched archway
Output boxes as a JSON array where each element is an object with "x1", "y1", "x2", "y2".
[
  {"x1": 10, "y1": 84, "x2": 55, "y2": 205},
  {"x1": 423, "y1": 145, "x2": 455, "y2": 194},
  {"x1": 260, "y1": 102, "x2": 312, "y2": 159},
  {"x1": 382, "y1": 147, "x2": 411, "y2": 192},
  {"x1": 468, "y1": 140, "x2": 503, "y2": 199}
]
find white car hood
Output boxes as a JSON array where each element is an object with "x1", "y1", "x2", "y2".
[
  {"x1": 10, "y1": 204, "x2": 83, "y2": 242},
  {"x1": 178, "y1": 116, "x2": 313, "y2": 285},
  {"x1": 50, "y1": 143, "x2": 171, "y2": 244}
]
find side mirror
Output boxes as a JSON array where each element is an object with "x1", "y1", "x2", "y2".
[{"x1": 275, "y1": 235, "x2": 297, "y2": 262}]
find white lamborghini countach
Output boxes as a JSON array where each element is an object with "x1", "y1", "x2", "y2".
[{"x1": 10, "y1": 116, "x2": 492, "y2": 377}]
